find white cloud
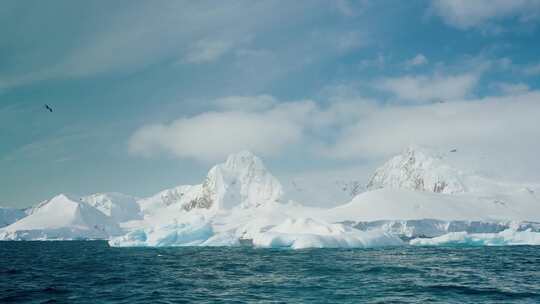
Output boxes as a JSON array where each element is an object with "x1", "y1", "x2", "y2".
[
  {"x1": 129, "y1": 97, "x2": 317, "y2": 162},
  {"x1": 213, "y1": 95, "x2": 277, "y2": 112},
  {"x1": 130, "y1": 91, "x2": 540, "y2": 181},
  {"x1": 404, "y1": 54, "x2": 428, "y2": 68},
  {"x1": 0, "y1": 1, "x2": 333, "y2": 89},
  {"x1": 326, "y1": 92, "x2": 540, "y2": 167},
  {"x1": 523, "y1": 63, "x2": 540, "y2": 75},
  {"x1": 335, "y1": 31, "x2": 367, "y2": 53},
  {"x1": 495, "y1": 82, "x2": 530, "y2": 95},
  {"x1": 377, "y1": 73, "x2": 479, "y2": 103},
  {"x1": 183, "y1": 39, "x2": 233, "y2": 64},
  {"x1": 335, "y1": 0, "x2": 372, "y2": 17},
  {"x1": 430, "y1": 0, "x2": 540, "y2": 30},
  {"x1": 335, "y1": 0, "x2": 356, "y2": 17},
  {"x1": 358, "y1": 54, "x2": 386, "y2": 69}
]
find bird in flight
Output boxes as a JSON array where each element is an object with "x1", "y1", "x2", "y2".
[{"x1": 44, "y1": 104, "x2": 53, "y2": 112}]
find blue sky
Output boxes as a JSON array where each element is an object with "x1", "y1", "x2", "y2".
[{"x1": 2, "y1": 0, "x2": 540, "y2": 207}]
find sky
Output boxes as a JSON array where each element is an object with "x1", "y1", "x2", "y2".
[{"x1": 1, "y1": 0, "x2": 540, "y2": 208}]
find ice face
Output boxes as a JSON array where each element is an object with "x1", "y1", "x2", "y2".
[
  {"x1": 109, "y1": 216, "x2": 213, "y2": 247},
  {"x1": 410, "y1": 229, "x2": 540, "y2": 246},
  {"x1": 109, "y1": 216, "x2": 404, "y2": 249},
  {"x1": 250, "y1": 218, "x2": 404, "y2": 249}
]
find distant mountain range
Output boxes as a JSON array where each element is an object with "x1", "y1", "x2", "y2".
[{"x1": 2, "y1": 147, "x2": 540, "y2": 248}]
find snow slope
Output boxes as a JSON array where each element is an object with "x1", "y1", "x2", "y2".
[
  {"x1": 0, "y1": 194, "x2": 121, "y2": 240},
  {"x1": 285, "y1": 177, "x2": 364, "y2": 207},
  {"x1": 326, "y1": 187, "x2": 540, "y2": 223},
  {"x1": 0, "y1": 207, "x2": 26, "y2": 228},
  {"x1": 81, "y1": 192, "x2": 142, "y2": 222}
]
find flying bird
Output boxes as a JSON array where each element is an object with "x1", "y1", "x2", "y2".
[{"x1": 44, "y1": 104, "x2": 53, "y2": 112}]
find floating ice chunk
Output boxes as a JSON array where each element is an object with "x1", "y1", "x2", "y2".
[
  {"x1": 109, "y1": 216, "x2": 213, "y2": 247},
  {"x1": 251, "y1": 218, "x2": 403, "y2": 249},
  {"x1": 410, "y1": 229, "x2": 540, "y2": 246}
]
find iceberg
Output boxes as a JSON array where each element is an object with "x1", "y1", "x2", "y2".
[
  {"x1": 411, "y1": 229, "x2": 540, "y2": 246},
  {"x1": 251, "y1": 218, "x2": 403, "y2": 249},
  {"x1": 109, "y1": 219, "x2": 213, "y2": 247},
  {"x1": 109, "y1": 216, "x2": 404, "y2": 249}
]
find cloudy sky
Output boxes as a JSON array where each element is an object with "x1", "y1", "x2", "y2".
[{"x1": 2, "y1": 0, "x2": 540, "y2": 207}]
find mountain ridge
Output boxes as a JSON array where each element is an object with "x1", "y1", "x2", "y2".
[{"x1": 2, "y1": 148, "x2": 540, "y2": 247}]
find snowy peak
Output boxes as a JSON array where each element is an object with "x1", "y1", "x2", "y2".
[
  {"x1": 366, "y1": 146, "x2": 466, "y2": 194},
  {"x1": 207, "y1": 150, "x2": 283, "y2": 209},
  {"x1": 223, "y1": 150, "x2": 264, "y2": 172},
  {"x1": 140, "y1": 151, "x2": 283, "y2": 214},
  {"x1": 29, "y1": 194, "x2": 81, "y2": 214},
  {"x1": 365, "y1": 146, "x2": 540, "y2": 195}
]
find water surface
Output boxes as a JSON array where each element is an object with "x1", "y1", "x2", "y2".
[{"x1": 1, "y1": 242, "x2": 539, "y2": 303}]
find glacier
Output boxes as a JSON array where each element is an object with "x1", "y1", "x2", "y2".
[
  {"x1": 411, "y1": 229, "x2": 540, "y2": 246},
  {"x1": 2, "y1": 147, "x2": 540, "y2": 248}
]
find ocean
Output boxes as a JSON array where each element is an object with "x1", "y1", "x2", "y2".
[{"x1": 1, "y1": 241, "x2": 539, "y2": 303}]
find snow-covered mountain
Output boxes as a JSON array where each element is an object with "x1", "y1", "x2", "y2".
[
  {"x1": 3, "y1": 148, "x2": 540, "y2": 248},
  {"x1": 0, "y1": 194, "x2": 122, "y2": 240},
  {"x1": 366, "y1": 146, "x2": 538, "y2": 195},
  {"x1": 367, "y1": 146, "x2": 466, "y2": 194},
  {"x1": 139, "y1": 150, "x2": 283, "y2": 214},
  {"x1": 0, "y1": 207, "x2": 26, "y2": 228}
]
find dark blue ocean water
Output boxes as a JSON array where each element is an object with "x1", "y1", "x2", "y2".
[{"x1": 1, "y1": 242, "x2": 539, "y2": 303}]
